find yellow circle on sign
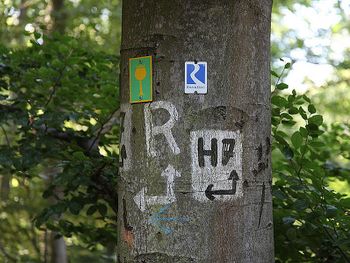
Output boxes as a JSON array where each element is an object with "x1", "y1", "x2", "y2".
[{"x1": 135, "y1": 64, "x2": 147, "y2": 80}]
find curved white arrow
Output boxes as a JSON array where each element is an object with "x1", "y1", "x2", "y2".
[
  {"x1": 190, "y1": 64, "x2": 203, "y2": 85},
  {"x1": 133, "y1": 165, "x2": 181, "y2": 212}
]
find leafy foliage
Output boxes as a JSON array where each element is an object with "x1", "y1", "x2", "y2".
[
  {"x1": 272, "y1": 62, "x2": 350, "y2": 262},
  {"x1": 0, "y1": 0, "x2": 122, "y2": 53},
  {"x1": 0, "y1": 33, "x2": 119, "y2": 261}
]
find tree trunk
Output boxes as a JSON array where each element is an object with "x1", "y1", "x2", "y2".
[
  {"x1": 18, "y1": 0, "x2": 28, "y2": 24},
  {"x1": 50, "y1": 232, "x2": 67, "y2": 263},
  {"x1": 0, "y1": 174, "x2": 10, "y2": 201},
  {"x1": 50, "y1": 0, "x2": 66, "y2": 34},
  {"x1": 41, "y1": 165, "x2": 68, "y2": 263},
  {"x1": 118, "y1": 1, "x2": 273, "y2": 262}
]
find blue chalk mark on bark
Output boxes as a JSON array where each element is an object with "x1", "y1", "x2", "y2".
[{"x1": 149, "y1": 204, "x2": 190, "y2": 235}]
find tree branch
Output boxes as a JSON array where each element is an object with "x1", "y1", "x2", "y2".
[
  {"x1": 89, "y1": 162, "x2": 118, "y2": 217},
  {"x1": 86, "y1": 107, "x2": 120, "y2": 154},
  {"x1": 0, "y1": 125, "x2": 10, "y2": 147},
  {"x1": 0, "y1": 242, "x2": 17, "y2": 262}
]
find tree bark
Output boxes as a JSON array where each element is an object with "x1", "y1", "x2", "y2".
[
  {"x1": 118, "y1": 1, "x2": 273, "y2": 262},
  {"x1": 0, "y1": 174, "x2": 10, "y2": 201},
  {"x1": 50, "y1": 0, "x2": 66, "y2": 34},
  {"x1": 18, "y1": 0, "x2": 28, "y2": 24},
  {"x1": 50, "y1": 232, "x2": 67, "y2": 263},
  {"x1": 41, "y1": 165, "x2": 68, "y2": 263}
]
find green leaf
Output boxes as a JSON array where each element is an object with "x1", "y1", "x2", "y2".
[
  {"x1": 288, "y1": 95, "x2": 295, "y2": 103},
  {"x1": 284, "y1": 62, "x2": 291, "y2": 69},
  {"x1": 72, "y1": 151, "x2": 88, "y2": 161},
  {"x1": 294, "y1": 199, "x2": 309, "y2": 211},
  {"x1": 300, "y1": 145, "x2": 308, "y2": 155},
  {"x1": 309, "y1": 141, "x2": 325, "y2": 147},
  {"x1": 270, "y1": 70, "x2": 279, "y2": 77},
  {"x1": 272, "y1": 117, "x2": 280, "y2": 126},
  {"x1": 299, "y1": 127, "x2": 308, "y2": 137},
  {"x1": 42, "y1": 189, "x2": 53, "y2": 199},
  {"x1": 272, "y1": 107, "x2": 281, "y2": 117},
  {"x1": 34, "y1": 31, "x2": 41, "y2": 38},
  {"x1": 274, "y1": 134, "x2": 288, "y2": 146},
  {"x1": 281, "y1": 113, "x2": 293, "y2": 120},
  {"x1": 272, "y1": 95, "x2": 288, "y2": 107},
  {"x1": 281, "y1": 120, "x2": 296, "y2": 126},
  {"x1": 299, "y1": 107, "x2": 308, "y2": 120},
  {"x1": 286, "y1": 228, "x2": 297, "y2": 240},
  {"x1": 276, "y1": 83, "x2": 289, "y2": 90},
  {"x1": 288, "y1": 107, "x2": 299, "y2": 114},
  {"x1": 52, "y1": 203, "x2": 67, "y2": 214},
  {"x1": 308, "y1": 115, "x2": 323, "y2": 126},
  {"x1": 302, "y1": 94, "x2": 311, "y2": 103},
  {"x1": 282, "y1": 146, "x2": 294, "y2": 160},
  {"x1": 291, "y1": 131, "x2": 303, "y2": 149},
  {"x1": 98, "y1": 204, "x2": 107, "y2": 217},
  {"x1": 86, "y1": 205, "x2": 98, "y2": 216},
  {"x1": 308, "y1": 104, "x2": 316, "y2": 114},
  {"x1": 325, "y1": 205, "x2": 338, "y2": 218},
  {"x1": 306, "y1": 123, "x2": 319, "y2": 132},
  {"x1": 69, "y1": 201, "x2": 83, "y2": 215},
  {"x1": 273, "y1": 189, "x2": 288, "y2": 200}
]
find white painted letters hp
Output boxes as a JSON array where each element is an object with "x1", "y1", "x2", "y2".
[{"x1": 191, "y1": 130, "x2": 243, "y2": 202}]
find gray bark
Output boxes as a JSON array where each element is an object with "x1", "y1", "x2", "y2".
[
  {"x1": 118, "y1": 1, "x2": 273, "y2": 262},
  {"x1": 40, "y1": 165, "x2": 68, "y2": 263},
  {"x1": 50, "y1": 233, "x2": 67, "y2": 263}
]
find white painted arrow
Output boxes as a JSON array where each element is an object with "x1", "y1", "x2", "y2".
[{"x1": 133, "y1": 164, "x2": 181, "y2": 212}]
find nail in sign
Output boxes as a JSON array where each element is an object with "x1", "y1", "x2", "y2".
[{"x1": 129, "y1": 56, "x2": 152, "y2": 104}]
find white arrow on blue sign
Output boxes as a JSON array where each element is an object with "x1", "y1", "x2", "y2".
[{"x1": 185, "y1": 61, "x2": 207, "y2": 94}]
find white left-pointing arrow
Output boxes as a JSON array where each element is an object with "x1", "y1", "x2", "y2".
[{"x1": 133, "y1": 164, "x2": 181, "y2": 212}]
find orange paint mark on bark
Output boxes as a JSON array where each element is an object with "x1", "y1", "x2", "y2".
[{"x1": 123, "y1": 229, "x2": 134, "y2": 249}]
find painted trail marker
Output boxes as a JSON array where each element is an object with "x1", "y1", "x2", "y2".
[
  {"x1": 191, "y1": 130, "x2": 243, "y2": 202},
  {"x1": 144, "y1": 101, "x2": 180, "y2": 157},
  {"x1": 129, "y1": 56, "x2": 152, "y2": 103},
  {"x1": 185, "y1": 61, "x2": 207, "y2": 94},
  {"x1": 133, "y1": 165, "x2": 181, "y2": 212},
  {"x1": 149, "y1": 204, "x2": 190, "y2": 235}
]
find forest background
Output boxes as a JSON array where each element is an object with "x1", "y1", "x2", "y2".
[{"x1": 0, "y1": 0, "x2": 350, "y2": 262}]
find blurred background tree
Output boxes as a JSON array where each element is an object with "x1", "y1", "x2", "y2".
[
  {"x1": 0, "y1": 0, "x2": 121, "y2": 52},
  {"x1": 0, "y1": 0, "x2": 349, "y2": 262}
]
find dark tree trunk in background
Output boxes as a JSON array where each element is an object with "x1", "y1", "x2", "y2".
[
  {"x1": 18, "y1": 0, "x2": 28, "y2": 24},
  {"x1": 41, "y1": 166, "x2": 68, "y2": 263},
  {"x1": 118, "y1": 1, "x2": 273, "y2": 262},
  {"x1": 0, "y1": 174, "x2": 10, "y2": 201},
  {"x1": 50, "y1": 0, "x2": 66, "y2": 34},
  {"x1": 50, "y1": 232, "x2": 67, "y2": 263}
]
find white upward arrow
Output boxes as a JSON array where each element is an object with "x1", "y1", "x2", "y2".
[{"x1": 133, "y1": 165, "x2": 181, "y2": 212}]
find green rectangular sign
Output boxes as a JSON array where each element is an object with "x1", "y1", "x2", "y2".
[{"x1": 129, "y1": 56, "x2": 153, "y2": 104}]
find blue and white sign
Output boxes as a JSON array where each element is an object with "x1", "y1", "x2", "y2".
[{"x1": 185, "y1": 61, "x2": 207, "y2": 94}]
